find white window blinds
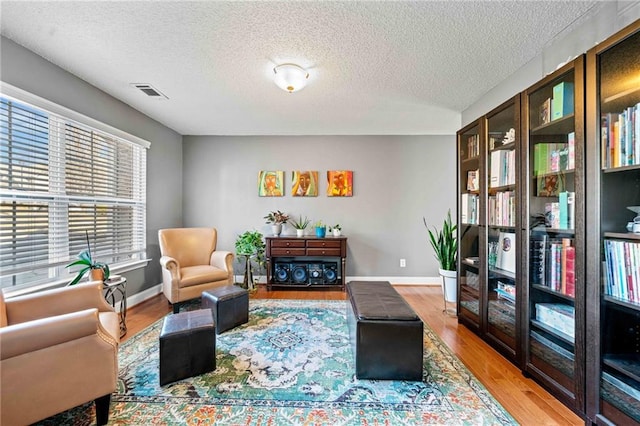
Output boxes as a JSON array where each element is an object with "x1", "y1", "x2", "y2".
[{"x1": 0, "y1": 95, "x2": 147, "y2": 292}]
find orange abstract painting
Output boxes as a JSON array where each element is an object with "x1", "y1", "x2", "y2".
[
  {"x1": 326, "y1": 170, "x2": 353, "y2": 197},
  {"x1": 258, "y1": 171, "x2": 284, "y2": 196}
]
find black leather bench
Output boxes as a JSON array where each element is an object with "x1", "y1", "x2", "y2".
[{"x1": 346, "y1": 281, "x2": 423, "y2": 381}]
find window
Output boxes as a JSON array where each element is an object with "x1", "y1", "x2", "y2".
[{"x1": 0, "y1": 92, "x2": 148, "y2": 293}]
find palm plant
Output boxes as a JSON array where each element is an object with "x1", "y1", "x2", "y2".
[{"x1": 424, "y1": 210, "x2": 457, "y2": 271}]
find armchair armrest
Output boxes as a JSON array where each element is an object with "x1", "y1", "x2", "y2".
[
  {"x1": 160, "y1": 255, "x2": 180, "y2": 277},
  {"x1": 211, "y1": 250, "x2": 234, "y2": 272},
  {"x1": 0, "y1": 308, "x2": 104, "y2": 360},
  {"x1": 5, "y1": 281, "x2": 114, "y2": 325}
]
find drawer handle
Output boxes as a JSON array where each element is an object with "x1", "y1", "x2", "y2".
[
  {"x1": 322, "y1": 250, "x2": 326, "y2": 255},
  {"x1": 286, "y1": 250, "x2": 290, "y2": 254},
  {"x1": 286, "y1": 242, "x2": 290, "y2": 246}
]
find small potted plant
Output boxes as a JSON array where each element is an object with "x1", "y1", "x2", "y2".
[
  {"x1": 314, "y1": 220, "x2": 326, "y2": 238},
  {"x1": 65, "y1": 230, "x2": 110, "y2": 285},
  {"x1": 235, "y1": 230, "x2": 266, "y2": 291},
  {"x1": 264, "y1": 210, "x2": 289, "y2": 236},
  {"x1": 291, "y1": 215, "x2": 310, "y2": 237},
  {"x1": 329, "y1": 224, "x2": 342, "y2": 237}
]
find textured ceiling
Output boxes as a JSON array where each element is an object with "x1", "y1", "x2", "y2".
[{"x1": 0, "y1": 1, "x2": 598, "y2": 136}]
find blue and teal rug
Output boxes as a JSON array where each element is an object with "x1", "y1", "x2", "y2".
[{"x1": 39, "y1": 299, "x2": 516, "y2": 425}]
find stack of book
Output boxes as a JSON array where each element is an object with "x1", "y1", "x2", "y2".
[
  {"x1": 489, "y1": 149, "x2": 516, "y2": 188},
  {"x1": 530, "y1": 236, "x2": 576, "y2": 297},
  {"x1": 603, "y1": 239, "x2": 640, "y2": 303},
  {"x1": 535, "y1": 303, "x2": 575, "y2": 339},
  {"x1": 601, "y1": 103, "x2": 640, "y2": 169},
  {"x1": 544, "y1": 191, "x2": 575, "y2": 229}
]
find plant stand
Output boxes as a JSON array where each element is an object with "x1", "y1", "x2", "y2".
[
  {"x1": 241, "y1": 255, "x2": 254, "y2": 291},
  {"x1": 439, "y1": 268, "x2": 457, "y2": 316}
]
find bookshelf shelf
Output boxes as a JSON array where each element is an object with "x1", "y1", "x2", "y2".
[
  {"x1": 530, "y1": 114, "x2": 575, "y2": 135},
  {"x1": 603, "y1": 295, "x2": 640, "y2": 312},
  {"x1": 603, "y1": 354, "x2": 640, "y2": 383},
  {"x1": 532, "y1": 284, "x2": 576, "y2": 302},
  {"x1": 531, "y1": 319, "x2": 575, "y2": 345},
  {"x1": 603, "y1": 232, "x2": 640, "y2": 241},
  {"x1": 602, "y1": 163, "x2": 640, "y2": 173}
]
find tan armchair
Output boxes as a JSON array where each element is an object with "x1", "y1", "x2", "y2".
[
  {"x1": 158, "y1": 227, "x2": 234, "y2": 313},
  {"x1": 0, "y1": 281, "x2": 120, "y2": 426}
]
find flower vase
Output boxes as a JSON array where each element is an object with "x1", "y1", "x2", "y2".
[{"x1": 271, "y1": 224, "x2": 282, "y2": 236}]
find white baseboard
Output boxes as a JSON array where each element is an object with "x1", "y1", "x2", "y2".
[
  {"x1": 126, "y1": 283, "x2": 162, "y2": 311},
  {"x1": 131, "y1": 277, "x2": 441, "y2": 310}
]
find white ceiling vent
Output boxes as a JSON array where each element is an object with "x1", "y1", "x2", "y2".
[{"x1": 130, "y1": 83, "x2": 168, "y2": 100}]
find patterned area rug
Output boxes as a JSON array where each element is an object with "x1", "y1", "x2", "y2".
[{"x1": 38, "y1": 299, "x2": 516, "y2": 425}]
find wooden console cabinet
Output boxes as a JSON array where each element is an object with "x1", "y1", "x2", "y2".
[{"x1": 265, "y1": 236, "x2": 347, "y2": 290}]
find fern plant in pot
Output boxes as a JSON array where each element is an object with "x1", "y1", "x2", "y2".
[
  {"x1": 424, "y1": 210, "x2": 457, "y2": 311},
  {"x1": 235, "y1": 230, "x2": 265, "y2": 291}
]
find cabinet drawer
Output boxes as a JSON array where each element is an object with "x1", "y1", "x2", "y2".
[
  {"x1": 271, "y1": 248, "x2": 306, "y2": 256},
  {"x1": 270, "y1": 239, "x2": 305, "y2": 248},
  {"x1": 306, "y1": 240, "x2": 342, "y2": 248},
  {"x1": 306, "y1": 248, "x2": 342, "y2": 256}
]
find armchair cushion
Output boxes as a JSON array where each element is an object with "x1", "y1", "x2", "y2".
[
  {"x1": 0, "y1": 281, "x2": 119, "y2": 425},
  {"x1": 180, "y1": 265, "x2": 230, "y2": 288}
]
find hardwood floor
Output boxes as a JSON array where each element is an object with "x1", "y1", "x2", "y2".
[{"x1": 122, "y1": 285, "x2": 583, "y2": 425}]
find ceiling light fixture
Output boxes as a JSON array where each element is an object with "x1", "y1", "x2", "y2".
[{"x1": 273, "y1": 63, "x2": 309, "y2": 93}]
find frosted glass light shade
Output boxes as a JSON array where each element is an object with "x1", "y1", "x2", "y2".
[{"x1": 273, "y1": 64, "x2": 309, "y2": 93}]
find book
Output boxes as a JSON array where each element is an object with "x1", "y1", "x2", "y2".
[
  {"x1": 539, "y1": 98, "x2": 551, "y2": 126},
  {"x1": 467, "y1": 169, "x2": 479, "y2": 191},
  {"x1": 567, "y1": 132, "x2": 575, "y2": 170},
  {"x1": 496, "y1": 232, "x2": 516, "y2": 274},
  {"x1": 551, "y1": 82, "x2": 574, "y2": 120},
  {"x1": 564, "y1": 245, "x2": 576, "y2": 297},
  {"x1": 559, "y1": 192, "x2": 569, "y2": 229},
  {"x1": 530, "y1": 235, "x2": 547, "y2": 286},
  {"x1": 490, "y1": 150, "x2": 501, "y2": 188}
]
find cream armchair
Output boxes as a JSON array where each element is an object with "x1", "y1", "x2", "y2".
[
  {"x1": 159, "y1": 227, "x2": 234, "y2": 313},
  {"x1": 0, "y1": 281, "x2": 120, "y2": 426}
]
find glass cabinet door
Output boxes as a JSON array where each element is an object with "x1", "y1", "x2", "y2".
[
  {"x1": 485, "y1": 97, "x2": 519, "y2": 359},
  {"x1": 590, "y1": 24, "x2": 640, "y2": 424},
  {"x1": 457, "y1": 120, "x2": 482, "y2": 331},
  {"x1": 524, "y1": 58, "x2": 584, "y2": 410}
]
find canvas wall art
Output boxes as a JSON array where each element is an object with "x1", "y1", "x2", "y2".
[
  {"x1": 327, "y1": 170, "x2": 353, "y2": 197},
  {"x1": 258, "y1": 171, "x2": 284, "y2": 197},
  {"x1": 291, "y1": 171, "x2": 318, "y2": 197}
]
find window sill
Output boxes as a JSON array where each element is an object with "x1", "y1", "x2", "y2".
[{"x1": 4, "y1": 259, "x2": 151, "y2": 298}]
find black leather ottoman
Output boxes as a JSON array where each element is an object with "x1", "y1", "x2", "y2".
[
  {"x1": 346, "y1": 281, "x2": 423, "y2": 381},
  {"x1": 201, "y1": 285, "x2": 249, "y2": 334},
  {"x1": 159, "y1": 309, "x2": 215, "y2": 386}
]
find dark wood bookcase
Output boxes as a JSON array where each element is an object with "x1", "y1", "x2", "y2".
[
  {"x1": 456, "y1": 96, "x2": 522, "y2": 366},
  {"x1": 457, "y1": 20, "x2": 640, "y2": 424},
  {"x1": 586, "y1": 20, "x2": 640, "y2": 426},
  {"x1": 457, "y1": 119, "x2": 484, "y2": 334},
  {"x1": 521, "y1": 56, "x2": 586, "y2": 416}
]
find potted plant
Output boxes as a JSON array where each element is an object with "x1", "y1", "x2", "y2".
[
  {"x1": 424, "y1": 210, "x2": 458, "y2": 311},
  {"x1": 235, "y1": 230, "x2": 266, "y2": 291},
  {"x1": 291, "y1": 215, "x2": 310, "y2": 237},
  {"x1": 328, "y1": 224, "x2": 342, "y2": 237},
  {"x1": 264, "y1": 210, "x2": 289, "y2": 236},
  {"x1": 65, "y1": 230, "x2": 110, "y2": 285},
  {"x1": 314, "y1": 220, "x2": 326, "y2": 238}
]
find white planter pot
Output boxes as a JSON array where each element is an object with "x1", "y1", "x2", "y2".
[
  {"x1": 271, "y1": 224, "x2": 282, "y2": 236},
  {"x1": 332, "y1": 229, "x2": 341, "y2": 237},
  {"x1": 439, "y1": 268, "x2": 457, "y2": 303},
  {"x1": 296, "y1": 229, "x2": 304, "y2": 237}
]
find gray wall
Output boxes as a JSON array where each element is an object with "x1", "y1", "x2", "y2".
[
  {"x1": 462, "y1": 1, "x2": 640, "y2": 125},
  {"x1": 0, "y1": 36, "x2": 183, "y2": 296},
  {"x1": 182, "y1": 135, "x2": 456, "y2": 279}
]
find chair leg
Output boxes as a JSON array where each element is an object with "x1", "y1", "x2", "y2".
[
  {"x1": 173, "y1": 302, "x2": 180, "y2": 314},
  {"x1": 95, "y1": 394, "x2": 111, "y2": 426}
]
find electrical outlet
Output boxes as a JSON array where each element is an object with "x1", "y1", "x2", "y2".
[{"x1": 400, "y1": 259, "x2": 406, "y2": 268}]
